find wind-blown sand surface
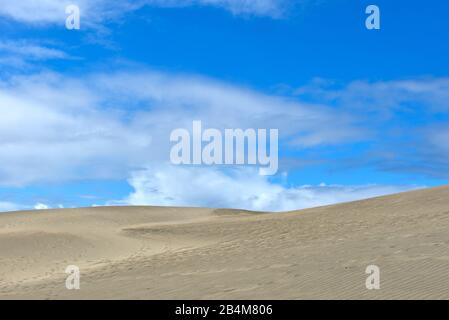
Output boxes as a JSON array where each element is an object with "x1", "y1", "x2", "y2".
[{"x1": 1, "y1": 186, "x2": 449, "y2": 299}]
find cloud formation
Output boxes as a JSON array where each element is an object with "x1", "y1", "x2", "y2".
[
  {"x1": 116, "y1": 165, "x2": 419, "y2": 211},
  {"x1": 0, "y1": 0, "x2": 289, "y2": 26},
  {"x1": 0, "y1": 40, "x2": 67, "y2": 60},
  {"x1": 147, "y1": 0, "x2": 289, "y2": 17},
  {"x1": 294, "y1": 77, "x2": 449, "y2": 178},
  {"x1": 34, "y1": 203, "x2": 50, "y2": 210},
  {"x1": 0, "y1": 68, "x2": 361, "y2": 187},
  {"x1": 0, "y1": 40, "x2": 70, "y2": 70},
  {"x1": 0, "y1": 66, "x2": 447, "y2": 210}
]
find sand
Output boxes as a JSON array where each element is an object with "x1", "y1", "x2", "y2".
[{"x1": 1, "y1": 186, "x2": 449, "y2": 299}]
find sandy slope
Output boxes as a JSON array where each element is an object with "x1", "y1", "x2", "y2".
[{"x1": 1, "y1": 186, "x2": 449, "y2": 299}]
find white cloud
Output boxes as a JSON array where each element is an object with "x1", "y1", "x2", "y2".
[
  {"x1": 115, "y1": 164, "x2": 419, "y2": 211},
  {"x1": 0, "y1": 40, "x2": 68, "y2": 60},
  {"x1": 0, "y1": 0, "x2": 289, "y2": 26},
  {"x1": 0, "y1": 40, "x2": 70, "y2": 70},
  {"x1": 0, "y1": 69, "x2": 445, "y2": 211},
  {"x1": 34, "y1": 203, "x2": 49, "y2": 210},
  {"x1": 147, "y1": 0, "x2": 289, "y2": 17},
  {"x1": 0, "y1": 69, "x2": 362, "y2": 187},
  {"x1": 0, "y1": 0, "x2": 119, "y2": 25}
]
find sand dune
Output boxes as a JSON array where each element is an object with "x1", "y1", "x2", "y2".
[{"x1": 1, "y1": 186, "x2": 449, "y2": 299}]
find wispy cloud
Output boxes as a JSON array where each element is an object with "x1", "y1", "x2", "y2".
[
  {"x1": 374, "y1": 124, "x2": 449, "y2": 179},
  {"x1": 0, "y1": 40, "x2": 68, "y2": 60},
  {"x1": 293, "y1": 77, "x2": 449, "y2": 178},
  {"x1": 0, "y1": 40, "x2": 70, "y2": 65},
  {"x1": 146, "y1": 0, "x2": 290, "y2": 18},
  {"x1": 0, "y1": 40, "x2": 71, "y2": 71},
  {"x1": 0, "y1": 0, "x2": 290, "y2": 26},
  {"x1": 295, "y1": 77, "x2": 449, "y2": 114},
  {"x1": 0, "y1": 0, "x2": 114, "y2": 25}
]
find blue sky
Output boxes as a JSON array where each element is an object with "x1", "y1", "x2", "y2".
[{"x1": 0, "y1": 0, "x2": 448, "y2": 212}]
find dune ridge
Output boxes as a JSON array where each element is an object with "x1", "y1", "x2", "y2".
[{"x1": 1, "y1": 186, "x2": 449, "y2": 299}]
